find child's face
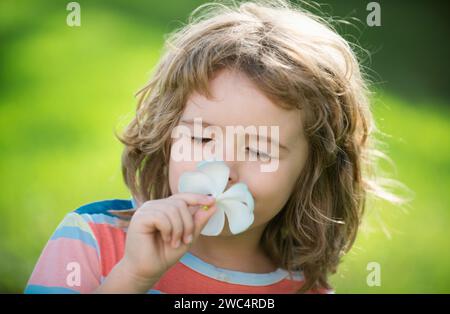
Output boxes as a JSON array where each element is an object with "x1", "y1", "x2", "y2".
[{"x1": 168, "y1": 68, "x2": 309, "y2": 236}]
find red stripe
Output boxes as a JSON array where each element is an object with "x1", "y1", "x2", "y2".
[
  {"x1": 152, "y1": 262, "x2": 305, "y2": 293},
  {"x1": 88, "y1": 223, "x2": 126, "y2": 277}
]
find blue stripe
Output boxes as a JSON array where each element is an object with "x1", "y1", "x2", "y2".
[
  {"x1": 79, "y1": 213, "x2": 119, "y2": 225},
  {"x1": 75, "y1": 199, "x2": 133, "y2": 216},
  {"x1": 24, "y1": 285, "x2": 80, "y2": 294},
  {"x1": 148, "y1": 289, "x2": 165, "y2": 294},
  {"x1": 51, "y1": 226, "x2": 98, "y2": 250}
]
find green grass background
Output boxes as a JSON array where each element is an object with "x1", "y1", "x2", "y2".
[{"x1": 0, "y1": 0, "x2": 449, "y2": 293}]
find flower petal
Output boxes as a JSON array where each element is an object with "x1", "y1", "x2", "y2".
[
  {"x1": 220, "y1": 199, "x2": 255, "y2": 235},
  {"x1": 218, "y1": 182, "x2": 254, "y2": 211},
  {"x1": 197, "y1": 160, "x2": 230, "y2": 196},
  {"x1": 201, "y1": 207, "x2": 226, "y2": 236},
  {"x1": 178, "y1": 171, "x2": 216, "y2": 196}
]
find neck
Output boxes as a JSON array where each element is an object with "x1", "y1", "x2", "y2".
[{"x1": 189, "y1": 222, "x2": 277, "y2": 273}]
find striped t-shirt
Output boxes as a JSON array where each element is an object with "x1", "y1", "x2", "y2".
[{"x1": 25, "y1": 199, "x2": 328, "y2": 294}]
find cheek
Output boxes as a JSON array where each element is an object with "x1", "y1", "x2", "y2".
[
  {"x1": 168, "y1": 158, "x2": 198, "y2": 195},
  {"x1": 246, "y1": 164, "x2": 296, "y2": 223}
]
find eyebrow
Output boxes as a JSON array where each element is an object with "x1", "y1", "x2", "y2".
[
  {"x1": 179, "y1": 118, "x2": 290, "y2": 152},
  {"x1": 180, "y1": 118, "x2": 213, "y2": 127}
]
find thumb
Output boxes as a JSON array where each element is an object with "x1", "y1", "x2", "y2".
[{"x1": 192, "y1": 204, "x2": 219, "y2": 239}]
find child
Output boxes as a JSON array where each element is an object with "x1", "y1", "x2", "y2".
[{"x1": 26, "y1": 0, "x2": 399, "y2": 294}]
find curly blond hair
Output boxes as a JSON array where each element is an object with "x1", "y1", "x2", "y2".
[{"x1": 118, "y1": 0, "x2": 405, "y2": 292}]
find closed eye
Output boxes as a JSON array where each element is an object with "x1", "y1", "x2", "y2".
[
  {"x1": 191, "y1": 136, "x2": 212, "y2": 144},
  {"x1": 246, "y1": 147, "x2": 272, "y2": 159}
]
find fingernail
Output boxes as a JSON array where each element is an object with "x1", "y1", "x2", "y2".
[
  {"x1": 185, "y1": 234, "x2": 193, "y2": 244},
  {"x1": 173, "y1": 239, "x2": 180, "y2": 248},
  {"x1": 205, "y1": 195, "x2": 215, "y2": 202}
]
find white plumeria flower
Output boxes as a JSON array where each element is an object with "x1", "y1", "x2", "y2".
[{"x1": 178, "y1": 160, "x2": 255, "y2": 236}]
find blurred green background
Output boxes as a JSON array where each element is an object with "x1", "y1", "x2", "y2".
[{"x1": 0, "y1": 0, "x2": 449, "y2": 293}]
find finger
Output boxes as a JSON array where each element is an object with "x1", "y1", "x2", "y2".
[
  {"x1": 167, "y1": 199, "x2": 194, "y2": 246},
  {"x1": 164, "y1": 206, "x2": 184, "y2": 249},
  {"x1": 177, "y1": 205, "x2": 195, "y2": 245},
  {"x1": 142, "y1": 210, "x2": 172, "y2": 243},
  {"x1": 170, "y1": 193, "x2": 215, "y2": 208},
  {"x1": 170, "y1": 194, "x2": 216, "y2": 216},
  {"x1": 192, "y1": 204, "x2": 219, "y2": 239},
  {"x1": 167, "y1": 199, "x2": 188, "y2": 212}
]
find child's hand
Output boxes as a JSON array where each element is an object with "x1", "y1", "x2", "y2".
[{"x1": 119, "y1": 193, "x2": 217, "y2": 287}]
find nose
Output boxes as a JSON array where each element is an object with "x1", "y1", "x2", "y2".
[
  {"x1": 217, "y1": 133, "x2": 241, "y2": 189},
  {"x1": 224, "y1": 163, "x2": 238, "y2": 190},
  {"x1": 222, "y1": 145, "x2": 240, "y2": 189}
]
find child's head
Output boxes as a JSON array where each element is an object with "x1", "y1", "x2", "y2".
[{"x1": 119, "y1": 0, "x2": 392, "y2": 291}]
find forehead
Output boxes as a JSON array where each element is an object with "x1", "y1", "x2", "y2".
[{"x1": 182, "y1": 69, "x2": 305, "y2": 144}]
